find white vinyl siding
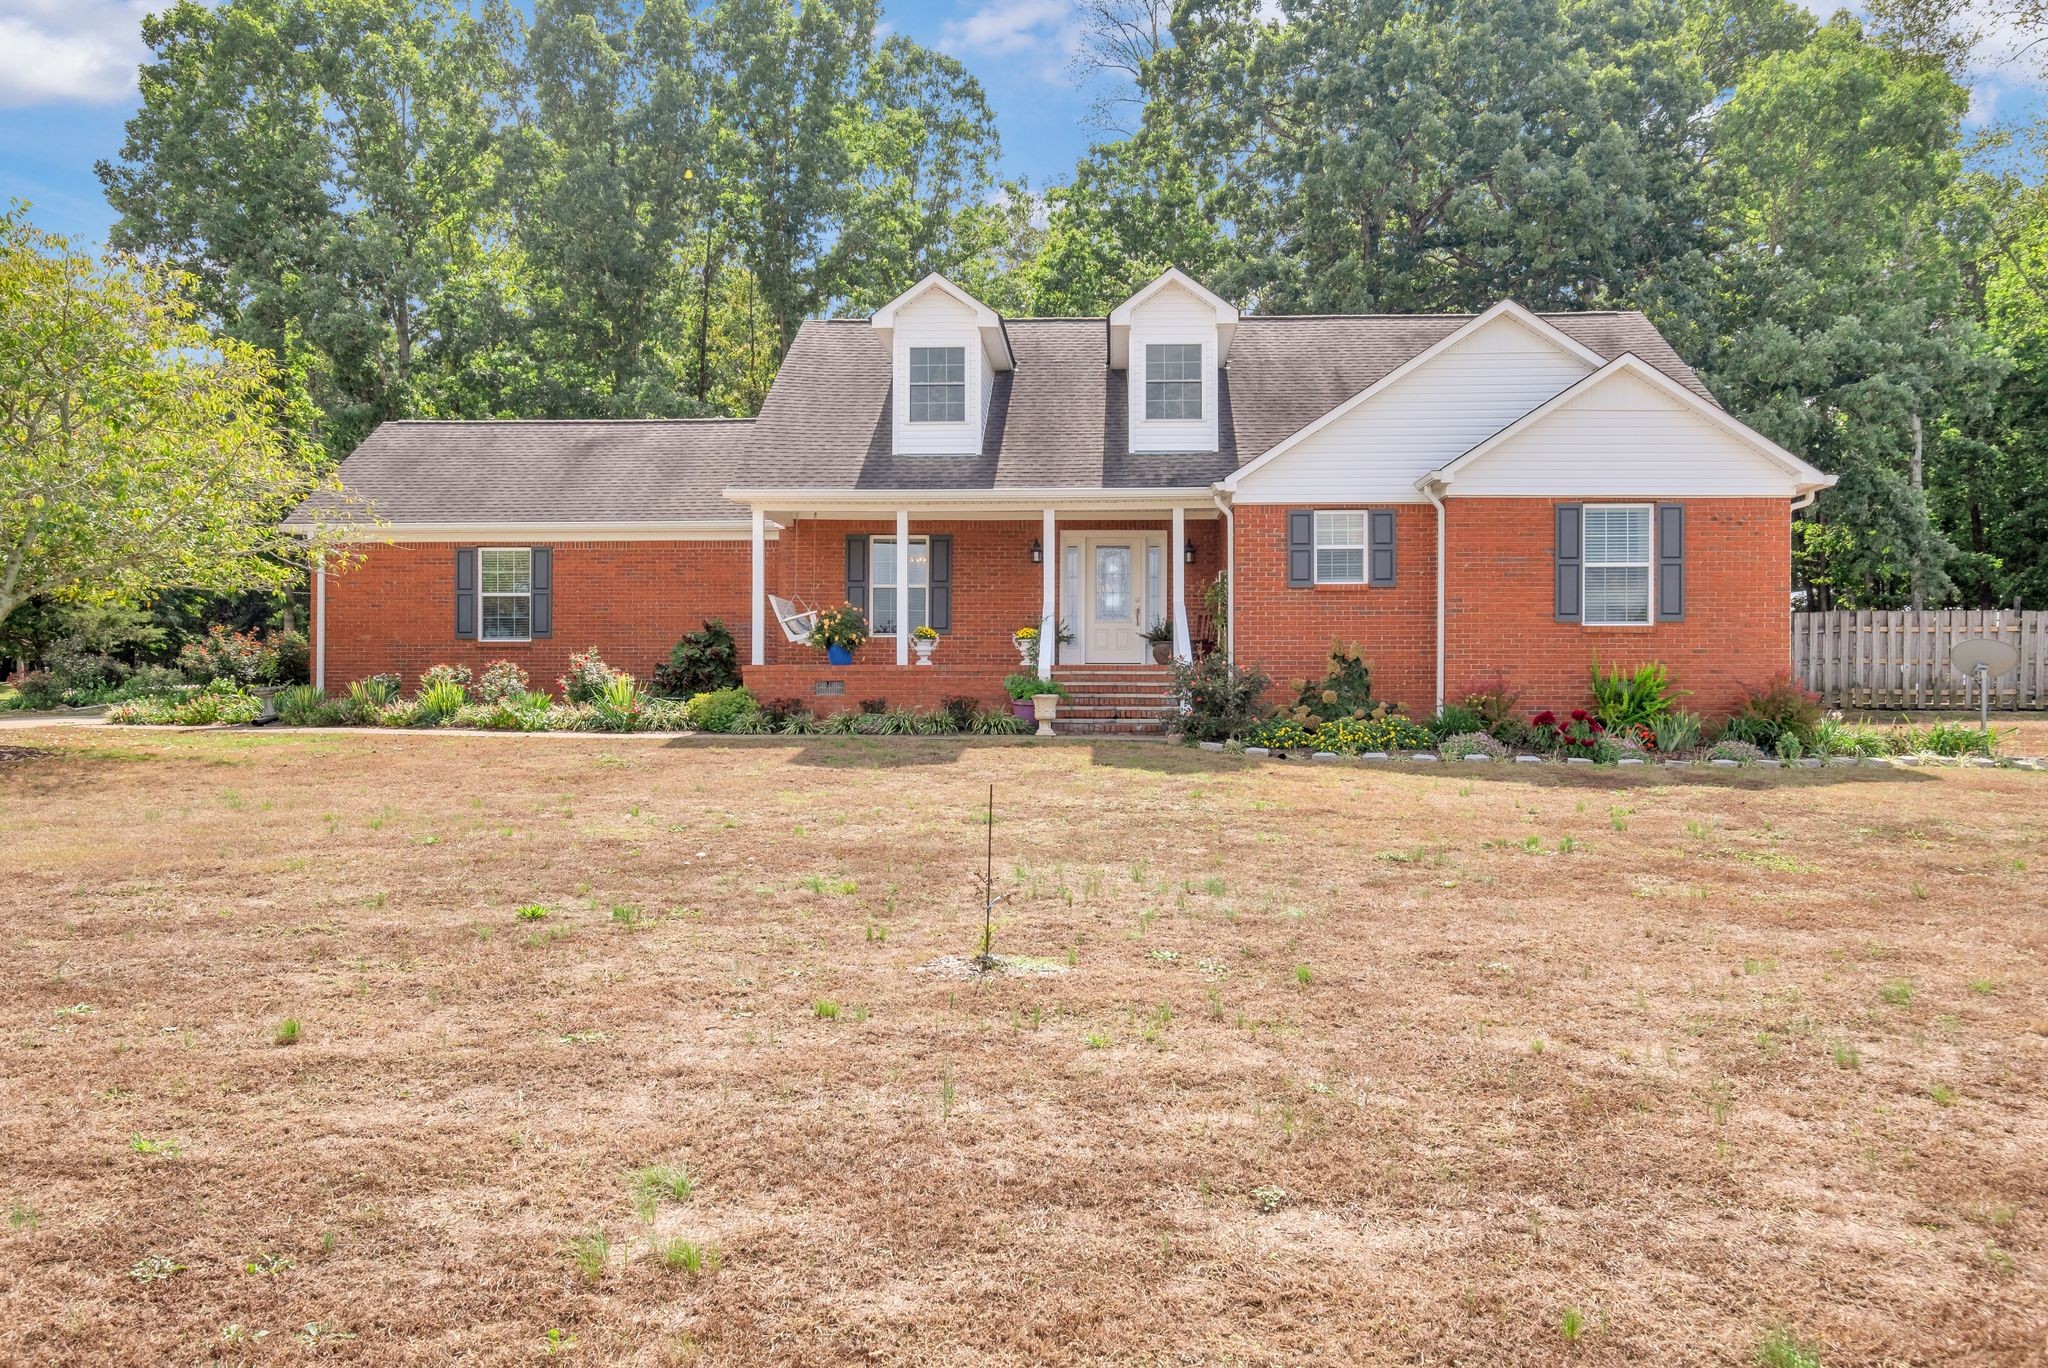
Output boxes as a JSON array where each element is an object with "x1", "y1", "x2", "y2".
[
  {"x1": 1145, "y1": 343, "x2": 1203, "y2": 420},
  {"x1": 1582, "y1": 506, "x2": 1652, "y2": 625},
  {"x1": 478, "y1": 547, "x2": 532, "y2": 641},
  {"x1": 908, "y1": 347, "x2": 966, "y2": 422},
  {"x1": 1314, "y1": 511, "x2": 1366, "y2": 584},
  {"x1": 1444, "y1": 370, "x2": 1802, "y2": 497},
  {"x1": 1127, "y1": 282, "x2": 1219, "y2": 453},
  {"x1": 1232, "y1": 314, "x2": 1592, "y2": 503},
  {"x1": 869, "y1": 536, "x2": 929, "y2": 636}
]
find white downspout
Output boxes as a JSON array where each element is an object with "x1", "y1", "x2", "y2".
[
  {"x1": 750, "y1": 507, "x2": 766, "y2": 667},
  {"x1": 1038, "y1": 507, "x2": 1056, "y2": 681},
  {"x1": 1423, "y1": 480, "x2": 1447, "y2": 713},
  {"x1": 1211, "y1": 490, "x2": 1234, "y2": 661},
  {"x1": 1170, "y1": 504, "x2": 1191, "y2": 663}
]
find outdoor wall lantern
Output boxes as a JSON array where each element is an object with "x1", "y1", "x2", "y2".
[
  {"x1": 1184, "y1": 538, "x2": 1197, "y2": 565},
  {"x1": 1029, "y1": 537, "x2": 1043, "y2": 564}
]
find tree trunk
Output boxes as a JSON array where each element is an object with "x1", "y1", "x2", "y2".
[{"x1": 1908, "y1": 411, "x2": 1925, "y2": 611}]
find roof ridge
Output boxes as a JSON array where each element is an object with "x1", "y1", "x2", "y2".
[{"x1": 383, "y1": 416, "x2": 755, "y2": 425}]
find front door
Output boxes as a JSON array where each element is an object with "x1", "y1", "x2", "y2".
[{"x1": 1063, "y1": 533, "x2": 1163, "y2": 664}]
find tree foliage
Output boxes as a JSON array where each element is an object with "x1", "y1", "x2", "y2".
[{"x1": 0, "y1": 209, "x2": 343, "y2": 636}]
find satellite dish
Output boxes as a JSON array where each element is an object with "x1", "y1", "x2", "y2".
[{"x1": 1951, "y1": 638, "x2": 2020, "y2": 678}]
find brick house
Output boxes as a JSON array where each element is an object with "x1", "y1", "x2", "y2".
[{"x1": 293, "y1": 270, "x2": 1833, "y2": 730}]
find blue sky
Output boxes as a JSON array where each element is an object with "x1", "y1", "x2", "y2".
[
  {"x1": 0, "y1": 0, "x2": 1110, "y2": 246},
  {"x1": 0, "y1": 0, "x2": 2037, "y2": 248}
]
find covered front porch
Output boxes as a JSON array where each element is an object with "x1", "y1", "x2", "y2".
[{"x1": 736, "y1": 493, "x2": 1226, "y2": 713}]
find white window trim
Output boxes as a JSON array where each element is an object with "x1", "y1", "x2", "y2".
[
  {"x1": 868, "y1": 534, "x2": 931, "y2": 637},
  {"x1": 1313, "y1": 510, "x2": 1368, "y2": 585},
  {"x1": 1581, "y1": 503, "x2": 1654, "y2": 627},
  {"x1": 906, "y1": 346, "x2": 968, "y2": 424},
  {"x1": 478, "y1": 546, "x2": 534, "y2": 643},
  {"x1": 1144, "y1": 342, "x2": 1204, "y2": 422}
]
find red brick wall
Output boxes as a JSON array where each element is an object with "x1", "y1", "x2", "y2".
[
  {"x1": 744, "y1": 663, "x2": 1014, "y2": 716},
  {"x1": 1442, "y1": 498, "x2": 1790, "y2": 717},
  {"x1": 1228, "y1": 498, "x2": 1791, "y2": 719},
  {"x1": 1231, "y1": 504, "x2": 1438, "y2": 712},
  {"x1": 320, "y1": 540, "x2": 758, "y2": 690}
]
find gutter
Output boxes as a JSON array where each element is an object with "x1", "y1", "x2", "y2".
[{"x1": 1418, "y1": 473, "x2": 1450, "y2": 713}]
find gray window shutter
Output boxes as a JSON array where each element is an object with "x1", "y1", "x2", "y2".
[
  {"x1": 454, "y1": 547, "x2": 477, "y2": 638},
  {"x1": 1368, "y1": 509, "x2": 1397, "y2": 587},
  {"x1": 928, "y1": 534, "x2": 952, "y2": 633},
  {"x1": 1286, "y1": 509, "x2": 1314, "y2": 587},
  {"x1": 530, "y1": 547, "x2": 553, "y2": 637},
  {"x1": 1554, "y1": 504, "x2": 1582, "y2": 622},
  {"x1": 1656, "y1": 503, "x2": 1685, "y2": 621},
  {"x1": 844, "y1": 535, "x2": 869, "y2": 615}
]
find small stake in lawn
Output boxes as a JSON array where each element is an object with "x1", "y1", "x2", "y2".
[{"x1": 973, "y1": 783, "x2": 1007, "y2": 972}]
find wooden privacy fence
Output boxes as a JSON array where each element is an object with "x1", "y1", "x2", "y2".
[{"x1": 1792, "y1": 609, "x2": 2048, "y2": 710}]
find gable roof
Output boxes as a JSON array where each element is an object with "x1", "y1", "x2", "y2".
[
  {"x1": 869, "y1": 272, "x2": 1014, "y2": 370},
  {"x1": 1420, "y1": 354, "x2": 1836, "y2": 493},
  {"x1": 1108, "y1": 268, "x2": 1239, "y2": 368},
  {"x1": 734, "y1": 309, "x2": 1719, "y2": 496},
  {"x1": 286, "y1": 418, "x2": 753, "y2": 529}
]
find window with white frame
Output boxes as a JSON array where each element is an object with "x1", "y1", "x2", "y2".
[
  {"x1": 1582, "y1": 505, "x2": 1653, "y2": 625},
  {"x1": 479, "y1": 547, "x2": 533, "y2": 641},
  {"x1": 869, "y1": 536, "x2": 930, "y2": 635},
  {"x1": 1314, "y1": 511, "x2": 1366, "y2": 583},
  {"x1": 1144, "y1": 343, "x2": 1203, "y2": 420},
  {"x1": 907, "y1": 347, "x2": 966, "y2": 422}
]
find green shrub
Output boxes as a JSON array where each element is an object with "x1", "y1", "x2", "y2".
[
  {"x1": 1889, "y1": 720, "x2": 1997, "y2": 757},
  {"x1": 5, "y1": 669, "x2": 62, "y2": 709},
  {"x1": 653, "y1": 619, "x2": 742, "y2": 697},
  {"x1": 683, "y1": 686, "x2": 759, "y2": 734},
  {"x1": 1166, "y1": 653, "x2": 1270, "y2": 743},
  {"x1": 1427, "y1": 702, "x2": 1485, "y2": 739},
  {"x1": 419, "y1": 663, "x2": 473, "y2": 691},
  {"x1": 558, "y1": 648, "x2": 618, "y2": 704},
  {"x1": 1722, "y1": 673, "x2": 1821, "y2": 751},
  {"x1": 1813, "y1": 718, "x2": 1883, "y2": 757},
  {"x1": 414, "y1": 679, "x2": 467, "y2": 724},
  {"x1": 339, "y1": 676, "x2": 399, "y2": 724},
  {"x1": 274, "y1": 684, "x2": 339, "y2": 726},
  {"x1": 591, "y1": 673, "x2": 648, "y2": 732},
  {"x1": 1242, "y1": 712, "x2": 1433, "y2": 755},
  {"x1": 1590, "y1": 660, "x2": 1676, "y2": 733},
  {"x1": 1286, "y1": 644, "x2": 1377, "y2": 722},
  {"x1": 269, "y1": 629, "x2": 311, "y2": 685},
  {"x1": 1004, "y1": 672, "x2": 1068, "y2": 700},
  {"x1": 176, "y1": 625, "x2": 278, "y2": 684},
  {"x1": 1650, "y1": 710, "x2": 1702, "y2": 754},
  {"x1": 1709, "y1": 738, "x2": 1770, "y2": 765},
  {"x1": 475, "y1": 660, "x2": 530, "y2": 703},
  {"x1": 107, "y1": 681, "x2": 263, "y2": 727},
  {"x1": 1458, "y1": 671, "x2": 1524, "y2": 736},
  {"x1": 939, "y1": 695, "x2": 981, "y2": 731},
  {"x1": 1438, "y1": 730, "x2": 1510, "y2": 760}
]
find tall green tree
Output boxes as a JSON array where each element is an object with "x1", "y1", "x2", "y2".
[
  {"x1": 1685, "y1": 17, "x2": 2000, "y2": 607},
  {"x1": 0, "y1": 210, "x2": 341, "y2": 636}
]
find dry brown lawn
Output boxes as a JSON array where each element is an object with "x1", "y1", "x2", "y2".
[{"x1": 1, "y1": 728, "x2": 2044, "y2": 1365}]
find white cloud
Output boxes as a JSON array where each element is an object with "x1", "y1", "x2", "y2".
[
  {"x1": 939, "y1": 0, "x2": 1080, "y2": 74},
  {"x1": 1965, "y1": 82, "x2": 2000, "y2": 127},
  {"x1": 0, "y1": 0, "x2": 156, "y2": 107}
]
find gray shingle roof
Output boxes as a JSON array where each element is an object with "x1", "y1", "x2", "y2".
[
  {"x1": 287, "y1": 418, "x2": 753, "y2": 527},
  {"x1": 737, "y1": 310, "x2": 1716, "y2": 493}
]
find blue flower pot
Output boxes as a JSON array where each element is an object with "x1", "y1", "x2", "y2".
[{"x1": 827, "y1": 643, "x2": 853, "y2": 666}]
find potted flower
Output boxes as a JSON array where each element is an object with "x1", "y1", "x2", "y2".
[
  {"x1": 1012, "y1": 626, "x2": 1039, "y2": 666},
  {"x1": 911, "y1": 623, "x2": 939, "y2": 665},
  {"x1": 1141, "y1": 618, "x2": 1174, "y2": 665},
  {"x1": 808, "y1": 603, "x2": 870, "y2": 666},
  {"x1": 1005, "y1": 673, "x2": 1069, "y2": 735}
]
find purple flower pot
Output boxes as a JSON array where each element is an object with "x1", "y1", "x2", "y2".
[{"x1": 1011, "y1": 699, "x2": 1033, "y2": 721}]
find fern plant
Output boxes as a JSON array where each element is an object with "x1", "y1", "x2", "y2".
[{"x1": 1589, "y1": 660, "x2": 1676, "y2": 732}]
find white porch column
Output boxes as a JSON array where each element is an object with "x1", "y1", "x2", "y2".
[
  {"x1": 313, "y1": 551, "x2": 326, "y2": 693},
  {"x1": 1170, "y1": 504, "x2": 1191, "y2": 663},
  {"x1": 895, "y1": 507, "x2": 910, "y2": 666},
  {"x1": 750, "y1": 506, "x2": 766, "y2": 667},
  {"x1": 1038, "y1": 507, "x2": 1056, "y2": 681}
]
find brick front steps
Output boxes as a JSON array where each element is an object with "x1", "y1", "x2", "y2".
[{"x1": 1052, "y1": 665, "x2": 1173, "y2": 736}]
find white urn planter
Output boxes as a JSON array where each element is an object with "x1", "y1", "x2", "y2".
[
  {"x1": 913, "y1": 637, "x2": 937, "y2": 666},
  {"x1": 1013, "y1": 633, "x2": 1036, "y2": 666},
  {"x1": 1031, "y1": 692, "x2": 1059, "y2": 737}
]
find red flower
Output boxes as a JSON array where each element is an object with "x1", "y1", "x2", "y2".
[
  {"x1": 1532, "y1": 710, "x2": 1556, "y2": 727},
  {"x1": 1570, "y1": 709, "x2": 1589, "y2": 722}
]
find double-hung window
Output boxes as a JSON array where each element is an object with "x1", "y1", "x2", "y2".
[
  {"x1": 907, "y1": 347, "x2": 966, "y2": 422},
  {"x1": 1144, "y1": 343, "x2": 1203, "y2": 420},
  {"x1": 1582, "y1": 505, "x2": 1653, "y2": 625},
  {"x1": 1313, "y1": 511, "x2": 1366, "y2": 584},
  {"x1": 869, "y1": 536, "x2": 929, "y2": 636},
  {"x1": 479, "y1": 547, "x2": 533, "y2": 641}
]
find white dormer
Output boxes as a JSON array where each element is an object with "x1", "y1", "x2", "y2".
[
  {"x1": 1109, "y1": 269, "x2": 1237, "y2": 454},
  {"x1": 871, "y1": 274, "x2": 1012, "y2": 456}
]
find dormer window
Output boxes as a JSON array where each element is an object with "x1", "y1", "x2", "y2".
[
  {"x1": 908, "y1": 346, "x2": 967, "y2": 423},
  {"x1": 1145, "y1": 344, "x2": 1203, "y2": 421}
]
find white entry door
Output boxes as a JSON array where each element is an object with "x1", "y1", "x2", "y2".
[{"x1": 1064, "y1": 533, "x2": 1162, "y2": 664}]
